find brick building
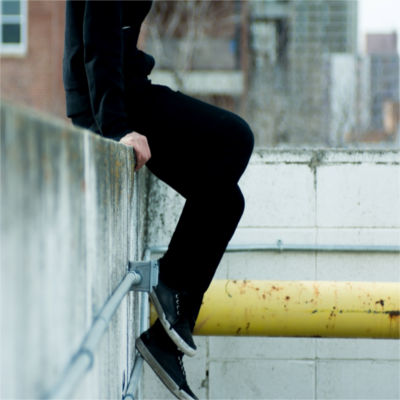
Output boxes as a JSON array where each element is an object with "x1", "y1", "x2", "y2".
[
  {"x1": 1, "y1": 0, "x2": 66, "y2": 119},
  {"x1": 0, "y1": 0, "x2": 250, "y2": 124}
]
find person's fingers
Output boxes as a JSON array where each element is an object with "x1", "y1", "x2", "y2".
[
  {"x1": 119, "y1": 131, "x2": 151, "y2": 171},
  {"x1": 135, "y1": 146, "x2": 151, "y2": 171}
]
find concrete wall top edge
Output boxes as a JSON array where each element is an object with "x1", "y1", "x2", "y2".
[
  {"x1": 0, "y1": 99, "x2": 128, "y2": 151},
  {"x1": 1, "y1": 98, "x2": 74, "y2": 134},
  {"x1": 252, "y1": 147, "x2": 400, "y2": 164}
]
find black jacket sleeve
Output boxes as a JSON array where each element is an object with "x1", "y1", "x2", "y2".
[{"x1": 83, "y1": 0, "x2": 131, "y2": 139}]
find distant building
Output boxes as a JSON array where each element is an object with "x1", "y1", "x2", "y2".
[
  {"x1": 143, "y1": 1, "x2": 249, "y2": 115},
  {"x1": 248, "y1": 0, "x2": 358, "y2": 146},
  {"x1": 323, "y1": 53, "x2": 357, "y2": 146},
  {"x1": 366, "y1": 32, "x2": 397, "y2": 55},
  {"x1": 365, "y1": 33, "x2": 400, "y2": 132},
  {"x1": 340, "y1": 32, "x2": 400, "y2": 146}
]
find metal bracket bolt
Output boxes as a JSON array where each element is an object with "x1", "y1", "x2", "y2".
[{"x1": 128, "y1": 260, "x2": 159, "y2": 292}]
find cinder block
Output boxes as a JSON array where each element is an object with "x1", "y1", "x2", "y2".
[
  {"x1": 316, "y1": 360, "x2": 400, "y2": 399},
  {"x1": 315, "y1": 227, "x2": 400, "y2": 281},
  {"x1": 316, "y1": 228, "x2": 400, "y2": 247},
  {"x1": 316, "y1": 252, "x2": 400, "y2": 282},
  {"x1": 230, "y1": 227, "x2": 317, "y2": 246},
  {"x1": 209, "y1": 336, "x2": 316, "y2": 360},
  {"x1": 226, "y1": 228, "x2": 318, "y2": 279},
  {"x1": 214, "y1": 253, "x2": 229, "y2": 280},
  {"x1": 317, "y1": 164, "x2": 400, "y2": 228},
  {"x1": 227, "y1": 251, "x2": 316, "y2": 281},
  {"x1": 239, "y1": 164, "x2": 315, "y2": 228},
  {"x1": 248, "y1": 149, "x2": 314, "y2": 165},
  {"x1": 323, "y1": 150, "x2": 399, "y2": 164},
  {"x1": 143, "y1": 363, "x2": 173, "y2": 400},
  {"x1": 185, "y1": 337, "x2": 208, "y2": 399},
  {"x1": 209, "y1": 359, "x2": 315, "y2": 399},
  {"x1": 316, "y1": 338, "x2": 400, "y2": 360}
]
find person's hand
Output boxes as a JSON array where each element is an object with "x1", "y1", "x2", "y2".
[{"x1": 120, "y1": 131, "x2": 151, "y2": 171}]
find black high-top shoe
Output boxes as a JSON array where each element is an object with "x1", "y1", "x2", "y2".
[
  {"x1": 136, "y1": 322, "x2": 199, "y2": 400},
  {"x1": 150, "y1": 275, "x2": 197, "y2": 357}
]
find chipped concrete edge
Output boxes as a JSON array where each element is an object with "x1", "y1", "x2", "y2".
[{"x1": 252, "y1": 147, "x2": 400, "y2": 165}]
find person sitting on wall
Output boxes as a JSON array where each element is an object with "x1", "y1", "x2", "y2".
[{"x1": 62, "y1": 1, "x2": 254, "y2": 398}]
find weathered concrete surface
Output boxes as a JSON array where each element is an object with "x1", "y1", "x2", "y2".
[
  {"x1": 0, "y1": 101, "x2": 145, "y2": 399},
  {"x1": 144, "y1": 148, "x2": 400, "y2": 399}
]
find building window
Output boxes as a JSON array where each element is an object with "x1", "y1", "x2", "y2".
[{"x1": 0, "y1": 0, "x2": 28, "y2": 55}]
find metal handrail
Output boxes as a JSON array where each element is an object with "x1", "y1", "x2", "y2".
[
  {"x1": 123, "y1": 352, "x2": 144, "y2": 400},
  {"x1": 149, "y1": 240, "x2": 400, "y2": 254},
  {"x1": 123, "y1": 291, "x2": 149, "y2": 400},
  {"x1": 43, "y1": 270, "x2": 141, "y2": 399}
]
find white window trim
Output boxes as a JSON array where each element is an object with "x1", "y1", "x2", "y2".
[{"x1": 0, "y1": 0, "x2": 28, "y2": 56}]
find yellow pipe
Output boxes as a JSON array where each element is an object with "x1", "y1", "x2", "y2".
[{"x1": 150, "y1": 280, "x2": 400, "y2": 339}]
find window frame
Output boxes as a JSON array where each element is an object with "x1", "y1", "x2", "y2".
[{"x1": 0, "y1": 0, "x2": 28, "y2": 56}]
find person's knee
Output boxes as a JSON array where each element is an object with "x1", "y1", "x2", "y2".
[
  {"x1": 221, "y1": 115, "x2": 254, "y2": 182},
  {"x1": 225, "y1": 185, "x2": 245, "y2": 221},
  {"x1": 229, "y1": 115, "x2": 255, "y2": 160},
  {"x1": 235, "y1": 186, "x2": 246, "y2": 218},
  {"x1": 210, "y1": 182, "x2": 244, "y2": 208}
]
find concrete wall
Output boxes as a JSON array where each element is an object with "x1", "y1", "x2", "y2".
[
  {"x1": 144, "y1": 148, "x2": 400, "y2": 399},
  {"x1": 0, "y1": 102, "x2": 146, "y2": 399}
]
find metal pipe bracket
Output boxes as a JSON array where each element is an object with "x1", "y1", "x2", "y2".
[{"x1": 128, "y1": 260, "x2": 159, "y2": 292}]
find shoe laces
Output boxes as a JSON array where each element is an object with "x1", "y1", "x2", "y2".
[
  {"x1": 177, "y1": 352, "x2": 186, "y2": 377},
  {"x1": 175, "y1": 292, "x2": 181, "y2": 316}
]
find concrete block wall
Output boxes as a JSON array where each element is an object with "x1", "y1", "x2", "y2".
[
  {"x1": 144, "y1": 149, "x2": 400, "y2": 399},
  {"x1": 0, "y1": 102, "x2": 145, "y2": 399}
]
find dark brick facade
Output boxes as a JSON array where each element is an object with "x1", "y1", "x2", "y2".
[
  {"x1": 1, "y1": 1, "x2": 67, "y2": 120},
  {"x1": 0, "y1": 1, "x2": 247, "y2": 121}
]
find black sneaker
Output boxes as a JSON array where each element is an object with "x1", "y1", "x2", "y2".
[
  {"x1": 136, "y1": 325, "x2": 199, "y2": 400},
  {"x1": 150, "y1": 277, "x2": 197, "y2": 357}
]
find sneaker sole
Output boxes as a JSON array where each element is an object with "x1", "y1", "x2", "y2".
[
  {"x1": 150, "y1": 290, "x2": 197, "y2": 357},
  {"x1": 136, "y1": 338, "x2": 197, "y2": 400}
]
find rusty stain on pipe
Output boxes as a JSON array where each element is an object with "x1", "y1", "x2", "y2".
[{"x1": 150, "y1": 280, "x2": 400, "y2": 339}]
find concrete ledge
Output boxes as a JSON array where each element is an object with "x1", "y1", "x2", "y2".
[
  {"x1": 0, "y1": 101, "x2": 142, "y2": 399},
  {"x1": 250, "y1": 147, "x2": 400, "y2": 165}
]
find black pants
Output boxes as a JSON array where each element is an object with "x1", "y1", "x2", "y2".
[{"x1": 71, "y1": 83, "x2": 254, "y2": 329}]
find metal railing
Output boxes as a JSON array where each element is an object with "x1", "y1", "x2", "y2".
[
  {"x1": 44, "y1": 270, "x2": 142, "y2": 399},
  {"x1": 149, "y1": 240, "x2": 400, "y2": 254},
  {"x1": 43, "y1": 259, "x2": 158, "y2": 400}
]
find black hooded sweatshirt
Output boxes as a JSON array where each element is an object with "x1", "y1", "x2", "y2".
[{"x1": 63, "y1": 0, "x2": 155, "y2": 140}]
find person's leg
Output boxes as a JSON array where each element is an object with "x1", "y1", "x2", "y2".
[
  {"x1": 126, "y1": 84, "x2": 254, "y2": 329},
  {"x1": 70, "y1": 96, "x2": 201, "y2": 399},
  {"x1": 172, "y1": 183, "x2": 246, "y2": 330},
  {"x1": 72, "y1": 83, "x2": 254, "y2": 337}
]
